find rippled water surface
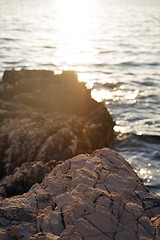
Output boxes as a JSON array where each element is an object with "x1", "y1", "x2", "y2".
[{"x1": 0, "y1": 0, "x2": 160, "y2": 193}]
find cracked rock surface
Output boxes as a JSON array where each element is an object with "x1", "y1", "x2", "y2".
[
  {"x1": 0, "y1": 148, "x2": 159, "y2": 240},
  {"x1": 0, "y1": 70, "x2": 114, "y2": 198}
]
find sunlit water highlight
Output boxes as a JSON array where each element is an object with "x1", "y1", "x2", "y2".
[{"x1": 0, "y1": 0, "x2": 160, "y2": 194}]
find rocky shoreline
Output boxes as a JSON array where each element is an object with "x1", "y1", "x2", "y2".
[
  {"x1": 0, "y1": 70, "x2": 114, "y2": 198},
  {"x1": 0, "y1": 148, "x2": 159, "y2": 239},
  {"x1": 0, "y1": 70, "x2": 159, "y2": 239}
]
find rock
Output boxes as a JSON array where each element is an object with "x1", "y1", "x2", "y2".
[
  {"x1": 0, "y1": 70, "x2": 114, "y2": 198},
  {"x1": 0, "y1": 148, "x2": 159, "y2": 239},
  {"x1": 151, "y1": 215, "x2": 160, "y2": 239}
]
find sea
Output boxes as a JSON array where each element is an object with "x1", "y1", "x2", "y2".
[{"x1": 0, "y1": 0, "x2": 160, "y2": 194}]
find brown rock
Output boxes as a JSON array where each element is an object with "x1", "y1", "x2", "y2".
[
  {"x1": 0, "y1": 148, "x2": 159, "y2": 239},
  {"x1": 0, "y1": 70, "x2": 114, "y2": 197}
]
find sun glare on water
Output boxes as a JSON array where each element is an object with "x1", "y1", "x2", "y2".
[{"x1": 54, "y1": 0, "x2": 95, "y2": 71}]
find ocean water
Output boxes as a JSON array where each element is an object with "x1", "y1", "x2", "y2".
[{"x1": 0, "y1": 0, "x2": 160, "y2": 194}]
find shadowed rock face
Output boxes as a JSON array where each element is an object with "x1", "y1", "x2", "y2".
[
  {"x1": 0, "y1": 70, "x2": 114, "y2": 197},
  {"x1": 0, "y1": 148, "x2": 159, "y2": 240}
]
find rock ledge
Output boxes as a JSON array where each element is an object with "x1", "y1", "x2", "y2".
[{"x1": 0, "y1": 148, "x2": 159, "y2": 240}]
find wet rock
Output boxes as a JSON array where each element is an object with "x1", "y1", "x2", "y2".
[
  {"x1": 0, "y1": 70, "x2": 114, "y2": 197},
  {"x1": 0, "y1": 148, "x2": 159, "y2": 239}
]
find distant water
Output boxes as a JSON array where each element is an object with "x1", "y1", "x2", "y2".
[{"x1": 0, "y1": 0, "x2": 160, "y2": 194}]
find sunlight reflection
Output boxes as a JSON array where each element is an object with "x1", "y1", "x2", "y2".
[
  {"x1": 54, "y1": 0, "x2": 95, "y2": 67},
  {"x1": 114, "y1": 125, "x2": 129, "y2": 134},
  {"x1": 125, "y1": 90, "x2": 139, "y2": 100},
  {"x1": 139, "y1": 168, "x2": 153, "y2": 183},
  {"x1": 91, "y1": 85, "x2": 139, "y2": 109},
  {"x1": 91, "y1": 89, "x2": 113, "y2": 102}
]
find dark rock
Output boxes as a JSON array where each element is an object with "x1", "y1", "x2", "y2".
[
  {"x1": 0, "y1": 148, "x2": 159, "y2": 239},
  {"x1": 0, "y1": 70, "x2": 114, "y2": 197}
]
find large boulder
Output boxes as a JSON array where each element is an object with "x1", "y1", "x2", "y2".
[
  {"x1": 0, "y1": 70, "x2": 114, "y2": 197},
  {"x1": 0, "y1": 148, "x2": 159, "y2": 240}
]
